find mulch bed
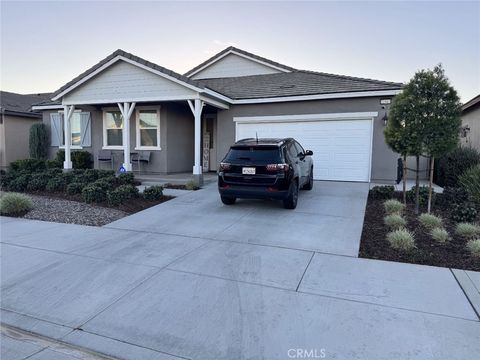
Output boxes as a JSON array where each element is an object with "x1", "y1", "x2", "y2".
[
  {"x1": 359, "y1": 193, "x2": 480, "y2": 271},
  {"x1": 7, "y1": 191, "x2": 175, "y2": 226}
]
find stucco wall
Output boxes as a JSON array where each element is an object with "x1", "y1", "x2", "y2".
[
  {"x1": 461, "y1": 106, "x2": 480, "y2": 149},
  {"x1": 0, "y1": 115, "x2": 40, "y2": 168},
  {"x1": 215, "y1": 98, "x2": 428, "y2": 182},
  {"x1": 42, "y1": 103, "x2": 193, "y2": 174}
]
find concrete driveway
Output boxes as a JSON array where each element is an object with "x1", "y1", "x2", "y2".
[
  {"x1": 107, "y1": 181, "x2": 369, "y2": 257},
  {"x1": 1, "y1": 181, "x2": 479, "y2": 360}
]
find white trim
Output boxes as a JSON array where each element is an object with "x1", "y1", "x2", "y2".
[
  {"x1": 230, "y1": 90, "x2": 401, "y2": 104},
  {"x1": 135, "y1": 106, "x2": 161, "y2": 150},
  {"x1": 199, "y1": 94, "x2": 229, "y2": 110},
  {"x1": 103, "y1": 108, "x2": 124, "y2": 149},
  {"x1": 32, "y1": 105, "x2": 64, "y2": 110},
  {"x1": 63, "y1": 95, "x2": 199, "y2": 106},
  {"x1": 59, "y1": 145, "x2": 83, "y2": 150},
  {"x1": 233, "y1": 112, "x2": 378, "y2": 123},
  {"x1": 53, "y1": 55, "x2": 204, "y2": 101},
  {"x1": 187, "y1": 49, "x2": 291, "y2": 77},
  {"x1": 368, "y1": 118, "x2": 374, "y2": 182}
]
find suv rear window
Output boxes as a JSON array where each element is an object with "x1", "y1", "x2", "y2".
[{"x1": 225, "y1": 146, "x2": 282, "y2": 163}]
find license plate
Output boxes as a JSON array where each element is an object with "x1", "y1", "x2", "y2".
[{"x1": 242, "y1": 167, "x2": 256, "y2": 175}]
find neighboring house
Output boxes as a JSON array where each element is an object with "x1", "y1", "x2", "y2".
[
  {"x1": 33, "y1": 47, "x2": 408, "y2": 183},
  {"x1": 461, "y1": 94, "x2": 480, "y2": 149},
  {"x1": 0, "y1": 91, "x2": 51, "y2": 168}
]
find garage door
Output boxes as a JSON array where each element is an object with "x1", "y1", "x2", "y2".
[{"x1": 235, "y1": 119, "x2": 373, "y2": 182}]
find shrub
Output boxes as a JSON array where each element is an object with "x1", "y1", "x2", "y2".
[
  {"x1": 418, "y1": 213, "x2": 443, "y2": 229},
  {"x1": 9, "y1": 159, "x2": 46, "y2": 173},
  {"x1": 26, "y1": 173, "x2": 49, "y2": 191},
  {"x1": 8, "y1": 174, "x2": 30, "y2": 192},
  {"x1": 83, "y1": 169, "x2": 100, "y2": 182},
  {"x1": 185, "y1": 180, "x2": 199, "y2": 191},
  {"x1": 82, "y1": 185, "x2": 106, "y2": 203},
  {"x1": 93, "y1": 177, "x2": 117, "y2": 191},
  {"x1": 466, "y1": 239, "x2": 480, "y2": 257},
  {"x1": 96, "y1": 170, "x2": 115, "y2": 179},
  {"x1": 438, "y1": 187, "x2": 471, "y2": 207},
  {"x1": 117, "y1": 172, "x2": 135, "y2": 185},
  {"x1": 430, "y1": 227, "x2": 449, "y2": 243},
  {"x1": 29, "y1": 123, "x2": 49, "y2": 160},
  {"x1": 387, "y1": 229, "x2": 416, "y2": 251},
  {"x1": 384, "y1": 214, "x2": 406, "y2": 229},
  {"x1": 45, "y1": 176, "x2": 66, "y2": 192},
  {"x1": 66, "y1": 182, "x2": 85, "y2": 195},
  {"x1": 455, "y1": 223, "x2": 480, "y2": 239},
  {"x1": 451, "y1": 203, "x2": 478, "y2": 223},
  {"x1": 436, "y1": 147, "x2": 480, "y2": 187},
  {"x1": 370, "y1": 185, "x2": 395, "y2": 200},
  {"x1": 46, "y1": 159, "x2": 62, "y2": 169},
  {"x1": 107, "y1": 184, "x2": 139, "y2": 206},
  {"x1": 55, "y1": 150, "x2": 93, "y2": 169},
  {"x1": 0, "y1": 192, "x2": 33, "y2": 215},
  {"x1": 407, "y1": 186, "x2": 434, "y2": 207},
  {"x1": 384, "y1": 199, "x2": 405, "y2": 215},
  {"x1": 0, "y1": 170, "x2": 15, "y2": 190},
  {"x1": 459, "y1": 165, "x2": 480, "y2": 205},
  {"x1": 143, "y1": 185, "x2": 163, "y2": 201}
]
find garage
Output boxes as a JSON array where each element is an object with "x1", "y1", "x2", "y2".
[{"x1": 234, "y1": 113, "x2": 375, "y2": 182}]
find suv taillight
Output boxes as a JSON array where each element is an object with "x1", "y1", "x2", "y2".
[
  {"x1": 266, "y1": 163, "x2": 289, "y2": 172},
  {"x1": 220, "y1": 162, "x2": 231, "y2": 171}
]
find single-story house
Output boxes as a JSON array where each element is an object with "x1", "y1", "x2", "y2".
[
  {"x1": 460, "y1": 94, "x2": 480, "y2": 149},
  {"x1": 0, "y1": 91, "x2": 51, "y2": 169},
  {"x1": 32, "y1": 47, "x2": 411, "y2": 183}
]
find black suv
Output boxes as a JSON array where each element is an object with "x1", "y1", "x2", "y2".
[{"x1": 218, "y1": 138, "x2": 314, "y2": 209}]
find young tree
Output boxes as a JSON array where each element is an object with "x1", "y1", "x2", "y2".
[
  {"x1": 421, "y1": 65, "x2": 462, "y2": 212},
  {"x1": 384, "y1": 65, "x2": 461, "y2": 214},
  {"x1": 29, "y1": 123, "x2": 49, "y2": 160}
]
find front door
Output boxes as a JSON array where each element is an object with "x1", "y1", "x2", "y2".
[{"x1": 202, "y1": 115, "x2": 217, "y2": 172}]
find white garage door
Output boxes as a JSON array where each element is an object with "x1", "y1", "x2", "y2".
[{"x1": 235, "y1": 119, "x2": 373, "y2": 182}]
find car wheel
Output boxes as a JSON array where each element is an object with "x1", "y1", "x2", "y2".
[
  {"x1": 283, "y1": 180, "x2": 299, "y2": 209},
  {"x1": 302, "y1": 168, "x2": 314, "y2": 190},
  {"x1": 221, "y1": 196, "x2": 236, "y2": 205}
]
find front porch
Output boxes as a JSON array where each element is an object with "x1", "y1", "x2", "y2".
[{"x1": 39, "y1": 50, "x2": 230, "y2": 185}]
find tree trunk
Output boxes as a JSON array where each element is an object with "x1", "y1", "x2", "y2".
[
  {"x1": 427, "y1": 157, "x2": 435, "y2": 213},
  {"x1": 415, "y1": 155, "x2": 420, "y2": 214},
  {"x1": 403, "y1": 155, "x2": 407, "y2": 204}
]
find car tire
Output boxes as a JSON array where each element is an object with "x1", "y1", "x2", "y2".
[
  {"x1": 302, "y1": 168, "x2": 314, "y2": 190},
  {"x1": 283, "y1": 180, "x2": 299, "y2": 209},
  {"x1": 221, "y1": 196, "x2": 236, "y2": 205}
]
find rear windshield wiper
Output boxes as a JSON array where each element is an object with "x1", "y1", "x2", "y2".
[{"x1": 238, "y1": 157, "x2": 251, "y2": 160}]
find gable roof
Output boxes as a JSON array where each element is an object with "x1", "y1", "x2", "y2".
[
  {"x1": 199, "y1": 70, "x2": 403, "y2": 100},
  {"x1": 51, "y1": 49, "x2": 207, "y2": 101},
  {"x1": 0, "y1": 91, "x2": 51, "y2": 117},
  {"x1": 184, "y1": 46, "x2": 296, "y2": 78},
  {"x1": 462, "y1": 94, "x2": 480, "y2": 113}
]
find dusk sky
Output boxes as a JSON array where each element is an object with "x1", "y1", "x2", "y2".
[{"x1": 1, "y1": 1, "x2": 479, "y2": 102}]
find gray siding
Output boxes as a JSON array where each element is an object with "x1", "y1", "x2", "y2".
[
  {"x1": 42, "y1": 103, "x2": 194, "y2": 174},
  {"x1": 215, "y1": 98, "x2": 427, "y2": 182},
  {"x1": 191, "y1": 53, "x2": 282, "y2": 80},
  {"x1": 461, "y1": 106, "x2": 480, "y2": 150}
]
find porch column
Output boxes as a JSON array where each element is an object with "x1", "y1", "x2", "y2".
[
  {"x1": 188, "y1": 99, "x2": 204, "y2": 186},
  {"x1": 117, "y1": 102, "x2": 136, "y2": 172},
  {"x1": 63, "y1": 105, "x2": 75, "y2": 170}
]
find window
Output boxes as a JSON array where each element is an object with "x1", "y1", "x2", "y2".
[
  {"x1": 50, "y1": 111, "x2": 91, "y2": 148},
  {"x1": 103, "y1": 110, "x2": 123, "y2": 149},
  {"x1": 136, "y1": 108, "x2": 160, "y2": 150}
]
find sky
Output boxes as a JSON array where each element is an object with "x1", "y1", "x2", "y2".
[{"x1": 1, "y1": 0, "x2": 479, "y2": 102}]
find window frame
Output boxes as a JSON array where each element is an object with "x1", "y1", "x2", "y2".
[
  {"x1": 58, "y1": 110, "x2": 83, "y2": 150},
  {"x1": 135, "y1": 106, "x2": 161, "y2": 150},
  {"x1": 102, "y1": 108, "x2": 124, "y2": 150}
]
